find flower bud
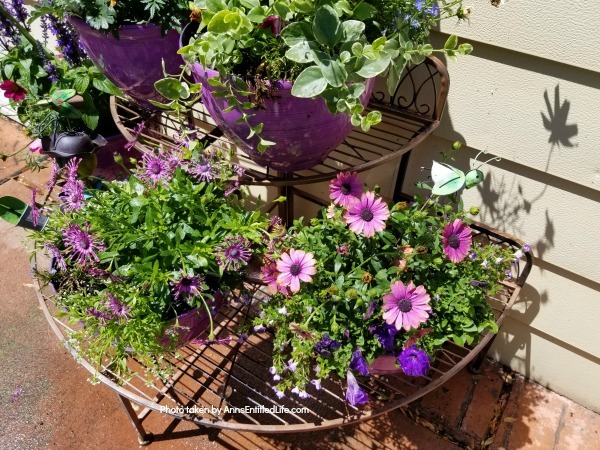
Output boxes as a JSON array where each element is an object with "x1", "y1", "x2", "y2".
[{"x1": 469, "y1": 206, "x2": 480, "y2": 215}]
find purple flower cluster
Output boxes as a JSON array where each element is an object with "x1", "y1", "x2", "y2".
[
  {"x1": 313, "y1": 334, "x2": 341, "y2": 358},
  {"x1": 45, "y1": 14, "x2": 85, "y2": 66},
  {"x1": 36, "y1": 42, "x2": 59, "y2": 82}
]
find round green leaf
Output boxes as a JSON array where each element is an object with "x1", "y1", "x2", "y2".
[
  {"x1": 291, "y1": 66, "x2": 328, "y2": 98},
  {"x1": 341, "y1": 20, "x2": 365, "y2": 42},
  {"x1": 154, "y1": 78, "x2": 184, "y2": 101},
  {"x1": 312, "y1": 5, "x2": 342, "y2": 47}
]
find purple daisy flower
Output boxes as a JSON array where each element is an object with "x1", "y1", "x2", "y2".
[
  {"x1": 276, "y1": 249, "x2": 317, "y2": 293},
  {"x1": 106, "y1": 293, "x2": 131, "y2": 322},
  {"x1": 170, "y1": 271, "x2": 204, "y2": 301},
  {"x1": 442, "y1": 219, "x2": 472, "y2": 263},
  {"x1": 124, "y1": 121, "x2": 145, "y2": 151},
  {"x1": 62, "y1": 223, "x2": 106, "y2": 266},
  {"x1": 398, "y1": 346, "x2": 430, "y2": 377},
  {"x1": 140, "y1": 151, "x2": 173, "y2": 185},
  {"x1": 313, "y1": 334, "x2": 341, "y2": 358},
  {"x1": 349, "y1": 349, "x2": 369, "y2": 376},
  {"x1": 344, "y1": 191, "x2": 390, "y2": 238},
  {"x1": 382, "y1": 280, "x2": 431, "y2": 332},
  {"x1": 190, "y1": 159, "x2": 216, "y2": 182},
  {"x1": 215, "y1": 235, "x2": 252, "y2": 271},
  {"x1": 346, "y1": 371, "x2": 368, "y2": 406},
  {"x1": 329, "y1": 172, "x2": 363, "y2": 207},
  {"x1": 65, "y1": 157, "x2": 81, "y2": 181}
]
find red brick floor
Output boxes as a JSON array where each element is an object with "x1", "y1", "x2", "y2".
[{"x1": 1, "y1": 118, "x2": 599, "y2": 450}]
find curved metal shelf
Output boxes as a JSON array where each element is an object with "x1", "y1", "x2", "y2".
[
  {"x1": 109, "y1": 56, "x2": 449, "y2": 187},
  {"x1": 33, "y1": 223, "x2": 532, "y2": 443}
]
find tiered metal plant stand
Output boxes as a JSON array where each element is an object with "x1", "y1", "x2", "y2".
[{"x1": 34, "y1": 56, "x2": 533, "y2": 445}]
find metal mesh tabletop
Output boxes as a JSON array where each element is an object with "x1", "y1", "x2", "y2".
[{"x1": 33, "y1": 223, "x2": 532, "y2": 440}]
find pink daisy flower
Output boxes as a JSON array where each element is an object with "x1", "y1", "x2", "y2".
[
  {"x1": 329, "y1": 172, "x2": 363, "y2": 207},
  {"x1": 344, "y1": 191, "x2": 390, "y2": 238},
  {"x1": 382, "y1": 280, "x2": 431, "y2": 332},
  {"x1": 260, "y1": 258, "x2": 288, "y2": 296},
  {"x1": 442, "y1": 219, "x2": 472, "y2": 263},
  {"x1": 276, "y1": 249, "x2": 316, "y2": 293}
]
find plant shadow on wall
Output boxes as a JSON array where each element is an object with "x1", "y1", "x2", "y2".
[{"x1": 541, "y1": 84, "x2": 578, "y2": 149}]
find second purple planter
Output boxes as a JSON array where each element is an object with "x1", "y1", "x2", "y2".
[
  {"x1": 191, "y1": 64, "x2": 374, "y2": 172},
  {"x1": 69, "y1": 17, "x2": 182, "y2": 108}
]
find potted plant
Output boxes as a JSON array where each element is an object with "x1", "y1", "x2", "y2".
[
  {"x1": 160, "y1": 0, "x2": 479, "y2": 171},
  {"x1": 29, "y1": 140, "x2": 275, "y2": 380},
  {"x1": 252, "y1": 147, "x2": 530, "y2": 404},
  {"x1": 37, "y1": 0, "x2": 191, "y2": 107}
]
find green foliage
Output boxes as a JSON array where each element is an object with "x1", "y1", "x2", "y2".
[
  {"x1": 170, "y1": 0, "x2": 476, "y2": 147},
  {"x1": 254, "y1": 176, "x2": 521, "y2": 393},
  {"x1": 30, "y1": 143, "x2": 272, "y2": 380},
  {"x1": 0, "y1": 35, "x2": 120, "y2": 139}
]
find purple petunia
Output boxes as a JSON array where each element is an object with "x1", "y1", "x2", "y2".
[
  {"x1": 62, "y1": 223, "x2": 106, "y2": 266},
  {"x1": 313, "y1": 334, "x2": 341, "y2": 358},
  {"x1": 372, "y1": 323, "x2": 398, "y2": 352},
  {"x1": 349, "y1": 349, "x2": 369, "y2": 376},
  {"x1": 329, "y1": 172, "x2": 363, "y2": 207},
  {"x1": 346, "y1": 371, "x2": 368, "y2": 406},
  {"x1": 398, "y1": 346, "x2": 430, "y2": 377},
  {"x1": 215, "y1": 235, "x2": 252, "y2": 271}
]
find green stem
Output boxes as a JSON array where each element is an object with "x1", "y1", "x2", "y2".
[{"x1": 0, "y1": 5, "x2": 53, "y2": 59}]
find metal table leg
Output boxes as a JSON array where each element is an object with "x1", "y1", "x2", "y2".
[{"x1": 116, "y1": 393, "x2": 153, "y2": 446}]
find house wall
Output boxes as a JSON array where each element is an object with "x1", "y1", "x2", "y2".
[{"x1": 399, "y1": 1, "x2": 600, "y2": 412}]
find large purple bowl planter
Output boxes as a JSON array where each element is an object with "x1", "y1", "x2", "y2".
[
  {"x1": 192, "y1": 64, "x2": 375, "y2": 172},
  {"x1": 68, "y1": 17, "x2": 182, "y2": 108}
]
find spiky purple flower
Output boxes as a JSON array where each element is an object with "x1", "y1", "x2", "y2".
[
  {"x1": 190, "y1": 159, "x2": 216, "y2": 182},
  {"x1": 85, "y1": 307, "x2": 110, "y2": 324},
  {"x1": 140, "y1": 151, "x2": 173, "y2": 185},
  {"x1": 224, "y1": 181, "x2": 240, "y2": 197},
  {"x1": 125, "y1": 121, "x2": 145, "y2": 151},
  {"x1": 215, "y1": 235, "x2": 252, "y2": 271},
  {"x1": 170, "y1": 271, "x2": 204, "y2": 301},
  {"x1": 106, "y1": 293, "x2": 131, "y2": 322},
  {"x1": 62, "y1": 223, "x2": 106, "y2": 266},
  {"x1": 61, "y1": 179, "x2": 85, "y2": 212}
]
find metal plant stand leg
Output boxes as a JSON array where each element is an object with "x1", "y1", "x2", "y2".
[
  {"x1": 116, "y1": 394, "x2": 153, "y2": 445},
  {"x1": 469, "y1": 333, "x2": 497, "y2": 374}
]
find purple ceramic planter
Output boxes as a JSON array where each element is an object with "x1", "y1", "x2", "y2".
[
  {"x1": 158, "y1": 291, "x2": 225, "y2": 348},
  {"x1": 68, "y1": 17, "x2": 182, "y2": 108},
  {"x1": 191, "y1": 64, "x2": 375, "y2": 172}
]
